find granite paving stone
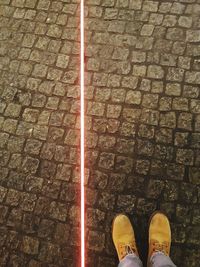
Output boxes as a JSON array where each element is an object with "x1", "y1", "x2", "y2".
[{"x1": 0, "y1": 0, "x2": 200, "y2": 266}]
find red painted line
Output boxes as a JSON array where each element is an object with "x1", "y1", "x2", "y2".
[{"x1": 80, "y1": 0, "x2": 85, "y2": 266}]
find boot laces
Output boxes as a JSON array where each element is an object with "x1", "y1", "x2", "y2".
[
  {"x1": 152, "y1": 240, "x2": 169, "y2": 255},
  {"x1": 118, "y1": 242, "x2": 137, "y2": 259}
]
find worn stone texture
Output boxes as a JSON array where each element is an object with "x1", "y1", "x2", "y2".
[{"x1": 0, "y1": 0, "x2": 200, "y2": 266}]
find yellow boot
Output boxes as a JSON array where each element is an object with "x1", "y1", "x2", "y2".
[
  {"x1": 112, "y1": 214, "x2": 139, "y2": 261},
  {"x1": 148, "y1": 211, "x2": 171, "y2": 265}
]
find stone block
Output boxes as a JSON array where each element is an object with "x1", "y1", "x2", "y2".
[
  {"x1": 147, "y1": 65, "x2": 164, "y2": 79},
  {"x1": 21, "y1": 236, "x2": 39, "y2": 255}
]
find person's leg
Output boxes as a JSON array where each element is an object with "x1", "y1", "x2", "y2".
[
  {"x1": 112, "y1": 214, "x2": 143, "y2": 267},
  {"x1": 149, "y1": 251, "x2": 176, "y2": 267},
  {"x1": 118, "y1": 254, "x2": 143, "y2": 267},
  {"x1": 147, "y1": 211, "x2": 177, "y2": 267}
]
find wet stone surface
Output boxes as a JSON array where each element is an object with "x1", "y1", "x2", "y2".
[{"x1": 0, "y1": 0, "x2": 200, "y2": 266}]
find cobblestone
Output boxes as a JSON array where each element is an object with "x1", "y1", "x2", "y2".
[{"x1": 0, "y1": 0, "x2": 200, "y2": 266}]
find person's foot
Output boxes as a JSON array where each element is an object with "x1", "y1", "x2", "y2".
[
  {"x1": 112, "y1": 214, "x2": 139, "y2": 261},
  {"x1": 148, "y1": 211, "x2": 171, "y2": 264}
]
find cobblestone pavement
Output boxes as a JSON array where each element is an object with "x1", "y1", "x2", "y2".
[{"x1": 0, "y1": 0, "x2": 200, "y2": 266}]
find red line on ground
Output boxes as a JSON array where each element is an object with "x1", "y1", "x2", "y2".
[{"x1": 80, "y1": 0, "x2": 85, "y2": 267}]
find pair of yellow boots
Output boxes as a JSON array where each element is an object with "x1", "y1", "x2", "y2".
[{"x1": 112, "y1": 211, "x2": 171, "y2": 264}]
